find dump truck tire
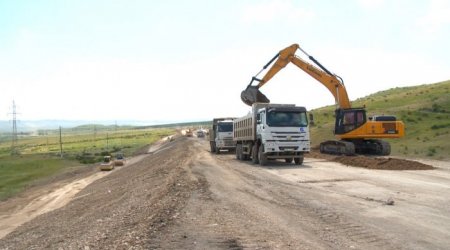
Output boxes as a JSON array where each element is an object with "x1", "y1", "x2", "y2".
[
  {"x1": 252, "y1": 144, "x2": 259, "y2": 164},
  {"x1": 258, "y1": 145, "x2": 268, "y2": 166}
]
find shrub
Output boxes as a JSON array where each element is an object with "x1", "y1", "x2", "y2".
[
  {"x1": 431, "y1": 124, "x2": 450, "y2": 130},
  {"x1": 101, "y1": 151, "x2": 110, "y2": 156},
  {"x1": 432, "y1": 103, "x2": 440, "y2": 112},
  {"x1": 427, "y1": 147, "x2": 436, "y2": 156},
  {"x1": 112, "y1": 146, "x2": 122, "y2": 152}
]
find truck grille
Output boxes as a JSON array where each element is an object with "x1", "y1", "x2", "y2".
[
  {"x1": 224, "y1": 139, "x2": 234, "y2": 146},
  {"x1": 271, "y1": 132, "x2": 306, "y2": 142}
]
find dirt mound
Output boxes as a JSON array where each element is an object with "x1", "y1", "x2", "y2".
[
  {"x1": 308, "y1": 149, "x2": 434, "y2": 170},
  {"x1": 334, "y1": 156, "x2": 434, "y2": 170}
]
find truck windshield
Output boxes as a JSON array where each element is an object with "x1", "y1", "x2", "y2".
[
  {"x1": 217, "y1": 123, "x2": 233, "y2": 132},
  {"x1": 267, "y1": 111, "x2": 308, "y2": 127}
]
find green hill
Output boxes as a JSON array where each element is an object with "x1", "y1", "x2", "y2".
[{"x1": 310, "y1": 80, "x2": 450, "y2": 160}]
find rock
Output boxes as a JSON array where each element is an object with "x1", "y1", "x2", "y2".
[{"x1": 384, "y1": 197, "x2": 395, "y2": 205}]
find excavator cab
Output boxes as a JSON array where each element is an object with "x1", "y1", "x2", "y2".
[{"x1": 334, "y1": 108, "x2": 367, "y2": 135}]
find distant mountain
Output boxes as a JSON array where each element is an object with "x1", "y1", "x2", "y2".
[
  {"x1": 0, "y1": 120, "x2": 212, "y2": 133},
  {"x1": 0, "y1": 119, "x2": 196, "y2": 132},
  {"x1": 0, "y1": 120, "x2": 86, "y2": 132}
]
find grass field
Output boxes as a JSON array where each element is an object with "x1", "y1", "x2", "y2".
[
  {"x1": 310, "y1": 80, "x2": 450, "y2": 159},
  {"x1": 0, "y1": 127, "x2": 175, "y2": 200},
  {"x1": 0, "y1": 155, "x2": 79, "y2": 200}
]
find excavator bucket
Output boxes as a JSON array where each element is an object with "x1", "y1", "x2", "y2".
[{"x1": 240, "y1": 86, "x2": 270, "y2": 106}]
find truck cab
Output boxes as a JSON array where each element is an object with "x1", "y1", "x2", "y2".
[
  {"x1": 210, "y1": 118, "x2": 237, "y2": 154},
  {"x1": 256, "y1": 105, "x2": 310, "y2": 163},
  {"x1": 234, "y1": 103, "x2": 310, "y2": 165}
]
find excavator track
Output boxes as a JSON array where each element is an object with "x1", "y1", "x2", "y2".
[
  {"x1": 378, "y1": 140, "x2": 391, "y2": 155},
  {"x1": 319, "y1": 140, "x2": 355, "y2": 156},
  {"x1": 320, "y1": 139, "x2": 391, "y2": 156},
  {"x1": 354, "y1": 139, "x2": 391, "y2": 156}
]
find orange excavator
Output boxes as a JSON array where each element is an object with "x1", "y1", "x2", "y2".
[{"x1": 241, "y1": 43, "x2": 405, "y2": 155}]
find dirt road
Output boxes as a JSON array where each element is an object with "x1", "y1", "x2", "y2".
[{"x1": 1, "y1": 136, "x2": 449, "y2": 249}]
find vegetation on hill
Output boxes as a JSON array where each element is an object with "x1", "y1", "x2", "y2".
[{"x1": 310, "y1": 80, "x2": 450, "y2": 160}]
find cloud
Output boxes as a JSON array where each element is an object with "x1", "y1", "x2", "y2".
[
  {"x1": 417, "y1": 0, "x2": 450, "y2": 36},
  {"x1": 240, "y1": 0, "x2": 315, "y2": 24}
]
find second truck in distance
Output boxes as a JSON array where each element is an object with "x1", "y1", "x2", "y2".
[
  {"x1": 233, "y1": 103, "x2": 310, "y2": 165},
  {"x1": 210, "y1": 118, "x2": 237, "y2": 154}
]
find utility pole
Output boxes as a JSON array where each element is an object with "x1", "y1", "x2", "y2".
[
  {"x1": 93, "y1": 125, "x2": 97, "y2": 147},
  {"x1": 10, "y1": 100, "x2": 19, "y2": 155},
  {"x1": 59, "y1": 126, "x2": 63, "y2": 158},
  {"x1": 46, "y1": 130, "x2": 49, "y2": 149}
]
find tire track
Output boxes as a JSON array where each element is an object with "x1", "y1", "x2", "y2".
[{"x1": 212, "y1": 155, "x2": 401, "y2": 249}]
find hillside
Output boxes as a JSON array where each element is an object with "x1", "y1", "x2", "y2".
[{"x1": 310, "y1": 80, "x2": 450, "y2": 160}]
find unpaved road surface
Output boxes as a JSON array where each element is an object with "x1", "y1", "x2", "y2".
[{"x1": 1, "y1": 136, "x2": 449, "y2": 249}]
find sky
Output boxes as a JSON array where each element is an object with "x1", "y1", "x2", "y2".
[{"x1": 1, "y1": 0, "x2": 449, "y2": 124}]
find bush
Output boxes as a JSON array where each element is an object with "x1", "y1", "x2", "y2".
[
  {"x1": 432, "y1": 103, "x2": 440, "y2": 112},
  {"x1": 431, "y1": 124, "x2": 450, "y2": 130},
  {"x1": 75, "y1": 153, "x2": 97, "y2": 164},
  {"x1": 112, "y1": 146, "x2": 122, "y2": 153},
  {"x1": 101, "y1": 151, "x2": 110, "y2": 156},
  {"x1": 427, "y1": 147, "x2": 436, "y2": 156}
]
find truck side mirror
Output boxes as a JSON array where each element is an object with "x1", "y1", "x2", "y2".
[{"x1": 256, "y1": 113, "x2": 261, "y2": 124}]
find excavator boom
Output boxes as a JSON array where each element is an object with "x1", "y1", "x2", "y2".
[{"x1": 241, "y1": 43, "x2": 351, "y2": 109}]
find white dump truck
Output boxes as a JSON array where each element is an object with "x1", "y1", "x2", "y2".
[
  {"x1": 233, "y1": 103, "x2": 310, "y2": 165},
  {"x1": 209, "y1": 117, "x2": 237, "y2": 154}
]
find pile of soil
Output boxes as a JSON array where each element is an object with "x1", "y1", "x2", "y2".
[
  {"x1": 334, "y1": 156, "x2": 435, "y2": 170},
  {"x1": 308, "y1": 149, "x2": 434, "y2": 170}
]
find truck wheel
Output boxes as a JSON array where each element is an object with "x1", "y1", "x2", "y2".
[
  {"x1": 285, "y1": 158, "x2": 293, "y2": 163},
  {"x1": 236, "y1": 144, "x2": 242, "y2": 160},
  {"x1": 215, "y1": 146, "x2": 220, "y2": 154},
  {"x1": 258, "y1": 145, "x2": 268, "y2": 166},
  {"x1": 210, "y1": 142, "x2": 216, "y2": 153},
  {"x1": 251, "y1": 144, "x2": 259, "y2": 164},
  {"x1": 294, "y1": 157, "x2": 304, "y2": 165}
]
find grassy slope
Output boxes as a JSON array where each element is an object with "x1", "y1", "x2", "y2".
[
  {"x1": 310, "y1": 80, "x2": 450, "y2": 160},
  {"x1": 0, "y1": 156, "x2": 78, "y2": 200}
]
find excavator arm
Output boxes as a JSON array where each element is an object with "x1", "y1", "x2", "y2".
[{"x1": 241, "y1": 43, "x2": 351, "y2": 109}]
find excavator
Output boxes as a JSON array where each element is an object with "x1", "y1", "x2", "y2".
[{"x1": 241, "y1": 43, "x2": 405, "y2": 155}]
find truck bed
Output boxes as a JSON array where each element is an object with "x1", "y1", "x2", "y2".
[{"x1": 233, "y1": 114, "x2": 255, "y2": 141}]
